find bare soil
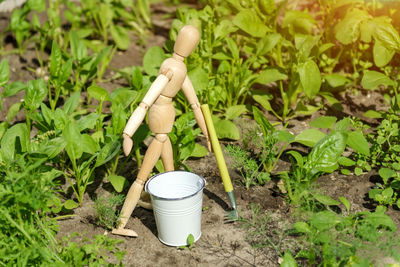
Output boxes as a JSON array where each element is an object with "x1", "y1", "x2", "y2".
[{"x1": 1, "y1": 4, "x2": 400, "y2": 267}]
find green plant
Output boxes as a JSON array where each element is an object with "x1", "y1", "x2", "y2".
[
  {"x1": 94, "y1": 194, "x2": 125, "y2": 230},
  {"x1": 291, "y1": 206, "x2": 400, "y2": 266},
  {"x1": 178, "y1": 234, "x2": 195, "y2": 250}
]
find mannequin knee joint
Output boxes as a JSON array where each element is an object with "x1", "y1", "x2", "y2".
[{"x1": 155, "y1": 134, "x2": 168, "y2": 143}]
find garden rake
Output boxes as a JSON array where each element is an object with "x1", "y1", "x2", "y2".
[{"x1": 201, "y1": 104, "x2": 239, "y2": 222}]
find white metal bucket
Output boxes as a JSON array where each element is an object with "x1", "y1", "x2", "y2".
[{"x1": 145, "y1": 171, "x2": 205, "y2": 246}]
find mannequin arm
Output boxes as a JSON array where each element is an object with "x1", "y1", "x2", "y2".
[
  {"x1": 182, "y1": 76, "x2": 211, "y2": 151},
  {"x1": 122, "y1": 73, "x2": 170, "y2": 155}
]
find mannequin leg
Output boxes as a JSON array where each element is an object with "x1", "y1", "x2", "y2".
[
  {"x1": 161, "y1": 137, "x2": 174, "y2": 171},
  {"x1": 112, "y1": 135, "x2": 166, "y2": 237}
]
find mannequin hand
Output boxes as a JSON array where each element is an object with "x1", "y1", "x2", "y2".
[{"x1": 123, "y1": 133, "x2": 133, "y2": 156}]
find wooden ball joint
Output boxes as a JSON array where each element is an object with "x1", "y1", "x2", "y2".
[{"x1": 112, "y1": 25, "x2": 211, "y2": 237}]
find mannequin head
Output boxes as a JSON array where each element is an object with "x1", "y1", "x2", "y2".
[{"x1": 173, "y1": 25, "x2": 200, "y2": 58}]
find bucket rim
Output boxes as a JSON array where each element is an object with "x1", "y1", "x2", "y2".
[{"x1": 145, "y1": 170, "x2": 206, "y2": 201}]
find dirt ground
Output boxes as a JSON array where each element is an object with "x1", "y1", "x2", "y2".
[{"x1": 1, "y1": 4, "x2": 400, "y2": 267}]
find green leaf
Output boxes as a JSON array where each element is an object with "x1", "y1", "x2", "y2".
[
  {"x1": 286, "y1": 150, "x2": 304, "y2": 167},
  {"x1": 334, "y1": 9, "x2": 368, "y2": 45},
  {"x1": 0, "y1": 123, "x2": 29, "y2": 160},
  {"x1": 63, "y1": 91, "x2": 80, "y2": 115},
  {"x1": 323, "y1": 73, "x2": 349, "y2": 88},
  {"x1": 25, "y1": 79, "x2": 47, "y2": 111},
  {"x1": 58, "y1": 58, "x2": 73, "y2": 85},
  {"x1": 3, "y1": 81, "x2": 25, "y2": 97},
  {"x1": 334, "y1": 117, "x2": 350, "y2": 132},
  {"x1": 187, "y1": 234, "x2": 195, "y2": 246},
  {"x1": 0, "y1": 58, "x2": 9, "y2": 87},
  {"x1": 293, "y1": 222, "x2": 311, "y2": 234},
  {"x1": 253, "y1": 106, "x2": 274, "y2": 138},
  {"x1": 108, "y1": 175, "x2": 128, "y2": 193},
  {"x1": 309, "y1": 116, "x2": 337, "y2": 128},
  {"x1": 363, "y1": 110, "x2": 382, "y2": 119},
  {"x1": 305, "y1": 132, "x2": 347, "y2": 174},
  {"x1": 255, "y1": 68, "x2": 287, "y2": 84},
  {"x1": 95, "y1": 140, "x2": 121, "y2": 167},
  {"x1": 7, "y1": 102, "x2": 22, "y2": 123},
  {"x1": 354, "y1": 167, "x2": 363, "y2": 176},
  {"x1": 110, "y1": 88, "x2": 136, "y2": 109},
  {"x1": 88, "y1": 85, "x2": 109, "y2": 101},
  {"x1": 294, "y1": 129, "x2": 326, "y2": 147},
  {"x1": 379, "y1": 167, "x2": 395, "y2": 184},
  {"x1": 214, "y1": 119, "x2": 240, "y2": 140},
  {"x1": 69, "y1": 30, "x2": 87, "y2": 61},
  {"x1": 373, "y1": 40, "x2": 395, "y2": 67},
  {"x1": 298, "y1": 59, "x2": 321, "y2": 99},
  {"x1": 64, "y1": 199, "x2": 79, "y2": 209},
  {"x1": 361, "y1": 70, "x2": 396, "y2": 90},
  {"x1": 225, "y1": 105, "x2": 247, "y2": 120},
  {"x1": 50, "y1": 41, "x2": 61, "y2": 78},
  {"x1": 0, "y1": 122, "x2": 8, "y2": 141},
  {"x1": 313, "y1": 194, "x2": 340, "y2": 206},
  {"x1": 347, "y1": 131, "x2": 370, "y2": 156},
  {"x1": 232, "y1": 10, "x2": 269, "y2": 38},
  {"x1": 143, "y1": 46, "x2": 166, "y2": 76},
  {"x1": 110, "y1": 24, "x2": 130, "y2": 50},
  {"x1": 40, "y1": 137, "x2": 66, "y2": 159},
  {"x1": 63, "y1": 122, "x2": 83, "y2": 162},
  {"x1": 252, "y1": 94, "x2": 273, "y2": 111},
  {"x1": 282, "y1": 10, "x2": 316, "y2": 34},
  {"x1": 338, "y1": 156, "x2": 355, "y2": 166},
  {"x1": 273, "y1": 130, "x2": 294, "y2": 143},
  {"x1": 131, "y1": 66, "x2": 143, "y2": 90},
  {"x1": 77, "y1": 113, "x2": 100, "y2": 131},
  {"x1": 280, "y1": 251, "x2": 298, "y2": 267},
  {"x1": 309, "y1": 211, "x2": 341, "y2": 231},
  {"x1": 371, "y1": 17, "x2": 400, "y2": 51},
  {"x1": 81, "y1": 134, "x2": 99, "y2": 155},
  {"x1": 190, "y1": 143, "x2": 208, "y2": 158},
  {"x1": 188, "y1": 67, "x2": 208, "y2": 93},
  {"x1": 339, "y1": 196, "x2": 350, "y2": 212}
]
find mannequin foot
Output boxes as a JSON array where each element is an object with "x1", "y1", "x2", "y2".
[{"x1": 111, "y1": 228, "x2": 138, "y2": 237}]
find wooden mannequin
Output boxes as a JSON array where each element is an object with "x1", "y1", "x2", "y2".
[{"x1": 112, "y1": 25, "x2": 211, "y2": 237}]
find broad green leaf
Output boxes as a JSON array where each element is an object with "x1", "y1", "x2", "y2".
[
  {"x1": 334, "y1": 9, "x2": 368, "y2": 44},
  {"x1": 0, "y1": 122, "x2": 8, "y2": 141},
  {"x1": 253, "y1": 106, "x2": 273, "y2": 138},
  {"x1": 2, "y1": 81, "x2": 25, "y2": 97},
  {"x1": 323, "y1": 74, "x2": 349, "y2": 88},
  {"x1": 187, "y1": 234, "x2": 195, "y2": 246},
  {"x1": 99, "y1": 3, "x2": 113, "y2": 28},
  {"x1": 190, "y1": 143, "x2": 208, "y2": 158},
  {"x1": 338, "y1": 157, "x2": 355, "y2": 166},
  {"x1": 363, "y1": 110, "x2": 382, "y2": 119},
  {"x1": 309, "y1": 116, "x2": 337, "y2": 128},
  {"x1": 6, "y1": 102, "x2": 22, "y2": 123},
  {"x1": 360, "y1": 20, "x2": 373, "y2": 43},
  {"x1": 110, "y1": 88, "x2": 136, "y2": 108},
  {"x1": 293, "y1": 222, "x2": 311, "y2": 234},
  {"x1": 226, "y1": 37, "x2": 239, "y2": 60},
  {"x1": 27, "y1": 0, "x2": 45, "y2": 12},
  {"x1": 273, "y1": 130, "x2": 294, "y2": 143},
  {"x1": 313, "y1": 194, "x2": 340, "y2": 206},
  {"x1": 143, "y1": 46, "x2": 166, "y2": 76},
  {"x1": 294, "y1": 129, "x2": 325, "y2": 147},
  {"x1": 0, "y1": 123, "x2": 29, "y2": 159},
  {"x1": 339, "y1": 197, "x2": 350, "y2": 212},
  {"x1": 58, "y1": 58, "x2": 73, "y2": 85},
  {"x1": 347, "y1": 130, "x2": 370, "y2": 156},
  {"x1": 81, "y1": 134, "x2": 99, "y2": 155},
  {"x1": 215, "y1": 119, "x2": 240, "y2": 140},
  {"x1": 225, "y1": 105, "x2": 247, "y2": 120},
  {"x1": 252, "y1": 94, "x2": 273, "y2": 111},
  {"x1": 63, "y1": 91, "x2": 80, "y2": 115},
  {"x1": 131, "y1": 66, "x2": 143, "y2": 90},
  {"x1": 379, "y1": 167, "x2": 395, "y2": 184},
  {"x1": 282, "y1": 10, "x2": 316, "y2": 34},
  {"x1": 95, "y1": 140, "x2": 121, "y2": 167},
  {"x1": 25, "y1": 79, "x2": 47, "y2": 111},
  {"x1": 363, "y1": 210, "x2": 396, "y2": 232},
  {"x1": 0, "y1": 58, "x2": 9, "y2": 87},
  {"x1": 309, "y1": 211, "x2": 341, "y2": 231},
  {"x1": 40, "y1": 137, "x2": 66, "y2": 159},
  {"x1": 132, "y1": 124, "x2": 150, "y2": 149},
  {"x1": 361, "y1": 70, "x2": 396, "y2": 90},
  {"x1": 50, "y1": 41, "x2": 61, "y2": 78},
  {"x1": 258, "y1": 33, "x2": 281, "y2": 54},
  {"x1": 63, "y1": 122, "x2": 83, "y2": 161},
  {"x1": 298, "y1": 60, "x2": 321, "y2": 99},
  {"x1": 214, "y1": 19, "x2": 236, "y2": 40},
  {"x1": 371, "y1": 17, "x2": 400, "y2": 51},
  {"x1": 305, "y1": 131, "x2": 347, "y2": 174},
  {"x1": 373, "y1": 40, "x2": 395, "y2": 67},
  {"x1": 64, "y1": 199, "x2": 79, "y2": 209},
  {"x1": 69, "y1": 30, "x2": 87, "y2": 61},
  {"x1": 188, "y1": 67, "x2": 208, "y2": 93},
  {"x1": 108, "y1": 175, "x2": 128, "y2": 193},
  {"x1": 232, "y1": 10, "x2": 269, "y2": 38},
  {"x1": 54, "y1": 108, "x2": 69, "y2": 130},
  {"x1": 110, "y1": 24, "x2": 130, "y2": 50},
  {"x1": 77, "y1": 113, "x2": 100, "y2": 131},
  {"x1": 334, "y1": 117, "x2": 350, "y2": 132},
  {"x1": 255, "y1": 68, "x2": 287, "y2": 84},
  {"x1": 88, "y1": 85, "x2": 109, "y2": 101},
  {"x1": 280, "y1": 251, "x2": 298, "y2": 267}
]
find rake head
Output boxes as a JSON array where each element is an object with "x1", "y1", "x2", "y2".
[{"x1": 224, "y1": 191, "x2": 239, "y2": 223}]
